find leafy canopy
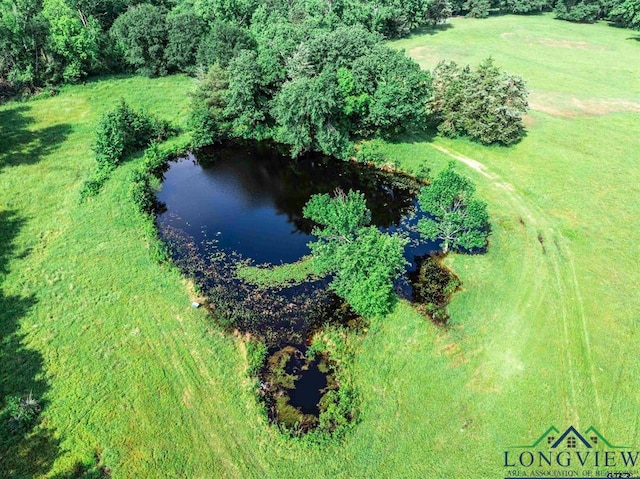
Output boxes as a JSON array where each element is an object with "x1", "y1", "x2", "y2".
[
  {"x1": 303, "y1": 189, "x2": 408, "y2": 318},
  {"x1": 191, "y1": 24, "x2": 432, "y2": 158},
  {"x1": 610, "y1": 0, "x2": 640, "y2": 28},
  {"x1": 110, "y1": 3, "x2": 168, "y2": 77},
  {"x1": 430, "y1": 57, "x2": 528, "y2": 145},
  {"x1": 418, "y1": 163, "x2": 490, "y2": 253}
]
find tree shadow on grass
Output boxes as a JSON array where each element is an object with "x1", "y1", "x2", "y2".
[
  {"x1": 405, "y1": 22, "x2": 454, "y2": 39},
  {"x1": 386, "y1": 128, "x2": 438, "y2": 145},
  {"x1": 0, "y1": 105, "x2": 72, "y2": 171},
  {"x1": 0, "y1": 210, "x2": 61, "y2": 478},
  {"x1": 388, "y1": 123, "x2": 528, "y2": 148}
]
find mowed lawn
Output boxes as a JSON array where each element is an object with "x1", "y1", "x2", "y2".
[{"x1": 1, "y1": 14, "x2": 639, "y2": 478}]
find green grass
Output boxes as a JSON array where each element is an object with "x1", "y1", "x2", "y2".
[
  {"x1": 1, "y1": 14, "x2": 640, "y2": 478},
  {"x1": 235, "y1": 257, "x2": 318, "y2": 288}
]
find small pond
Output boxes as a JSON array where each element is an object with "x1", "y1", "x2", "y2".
[
  {"x1": 156, "y1": 142, "x2": 433, "y2": 268},
  {"x1": 155, "y1": 142, "x2": 445, "y2": 434}
]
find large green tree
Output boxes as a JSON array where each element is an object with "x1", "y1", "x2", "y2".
[
  {"x1": 418, "y1": 164, "x2": 490, "y2": 253},
  {"x1": 0, "y1": 0, "x2": 48, "y2": 89},
  {"x1": 189, "y1": 22, "x2": 432, "y2": 157},
  {"x1": 430, "y1": 57, "x2": 528, "y2": 145},
  {"x1": 303, "y1": 189, "x2": 408, "y2": 318},
  {"x1": 610, "y1": 0, "x2": 640, "y2": 28},
  {"x1": 554, "y1": 0, "x2": 601, "y2": 22},
  {"x1": 196, "y1": 20, "x2": 255, "y2": 68},
  {"x1": 272, "y1": 70, "x2": 350, "y2": 158},
  {"x1": 350, "y1": 43, "x2": 432, "y2": 137},
  {"x1": 42, "y1": 0, "x2": 103, "y2": 82},
  {"x1": 165, "y1": 8, "x2": 205, "y2": 72},
  {"x1": 110, "y1": 3, "x2": 168, "y2": 76},
  {"x1": 225, "y1": 50, "x2": 270, "y2": 139},
  {"x1": 188, "y1": 64, "x2": 231, "y2": 148}
]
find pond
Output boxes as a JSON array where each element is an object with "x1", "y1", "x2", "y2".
[
  {"x1": 155, "y1": 142, "x2": 443, "y2": 434},
  {"x1": 156, "y1": 142, "x2": 431, "y2": 267}
]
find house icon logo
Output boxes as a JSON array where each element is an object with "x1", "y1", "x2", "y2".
[
  {"x1": 514, "y1": 425, "x2": 630, "y2": 450},
  {"x1": 503, "y1": 426, "x2": 638, "y2": 478}
]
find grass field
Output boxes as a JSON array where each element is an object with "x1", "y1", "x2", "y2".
[{"x1": 1, "y1": 14, "x2": 639, "y2": 478}]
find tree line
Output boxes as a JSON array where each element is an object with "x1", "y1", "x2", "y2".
[
  {"x1": 1, "y1": 0, "x2": 638, "y2": 97},
  {"x1": 462, "y1": 0, "x2": 639, "y2": 23},
  {"x1": 0, "y1": 0, "x2": 451, "y2": 95},
  {"x1": 189, "y1": 21, "x2": 529, "y2": 155}
]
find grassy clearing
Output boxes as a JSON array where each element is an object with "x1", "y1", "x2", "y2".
[
  {"x1": 384, "y1": 11, "x2": 640, "y2": 468},
  {"x1": 235, "y1": 257, "x2": 318, "y2": 288},
  {"x1": 1, "y1": 14, "x2": 639, "y2": 478}
]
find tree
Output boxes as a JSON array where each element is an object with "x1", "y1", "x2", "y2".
[
  {"x1": 426, "y1": 0, "x2": 453, "y2": 23},
  {"x1": 192, "y1": 0, "x2": 259, "y2": 25},
  {"x1": 429, "y1": 60, "x2": 471, "y2": 138},
  {"x1": 303, "y1": 189, "x2": 408, "y2": 318},
  {"x1": 339, "y1": 0, "x2": 451, "y2": 38},
  {"x1": 610, "y1": 0, "x2": 640, "y2": 28},
  {"x1": 463, "y1": 57, "x2": 528, "y2": 145},
  {"x1": 165, "y1": 8, "x2": 206, "y2": 73},
  {"x1": 417, "y1": 163, "x2": 490, "y2": 253},
  {"x1": 226, "y1": 50, "x2": 270, "y2": 140},
  {"x1": 272, "y1": 70, "x2": 350, "y2": 158},
  {"x1": 554, "y1": 0, "x2": 601, "y2": 22},
  {"x1": 110, "y1": 3, "x2": 168, "y2": 76},
  {"x1": 430, "y1": 58, "x2": 528, "y2": 145},
  {"x1": 187, "y1": 2, "x2": 436, "y2": 155},
  {"x1": 196, "y1": 20, "x2": 255, "y2": 68},
  {"x1": 188, "y1": 64, "x2": 231, "y2": 147},
  {"x1": 304, "y1": 25, "x2": 381, "y2": 72},
  {"x1": 42, "y1": 0, "x2": 103, "y2": 82},
  {"x1": 463, "y1": 0, "x2": 493, "y2": 17},
  {"x1": 350, "y1": 44, "x2": 432, "y2": 137},
  {"x1": 499, "y1": 0, "x2": 549, "y2": 13},
  {"x1": 0, "y1": 0, "x2": 49, "y2": 89}
]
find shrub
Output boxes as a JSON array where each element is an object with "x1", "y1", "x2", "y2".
[
  {"x1": 411, "y1": 255, "x2": 461, "y2": 324},
  {"x1": 130, "y1": 144, "x2": 167, "y2": 215},
  {"x1": 318, "y1": 388, "x2": 356, "y2": 435},
  {"x1": 82, "y1": 100, "x2": 173, "y2": 199},
  {"x1": 5, "y1": 393, "x2": 41, "y2": 430},
  {"x1": 246, "y1": 340, "x2": 268, "y2": 376},
  {"x1": 94, "y1": 100, "x2": 172, "y2": 169},
  {"x1": 79, "y1": 165, "x2": 114, "y2": 201}
]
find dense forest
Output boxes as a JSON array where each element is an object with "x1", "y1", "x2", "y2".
[{"x1": 0, "y1": 0, "x2": 638, "y2": 98}]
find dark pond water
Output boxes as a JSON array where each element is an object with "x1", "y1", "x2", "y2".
[
  {"x1": 288, "y1": 357, "x2": 328, "y2": 416},
  {"x1": 155, "y1": 142, "x2": 441, "y2": 433},
  {"x1": 156, "y1": 142, "x2": 437, "y2": 272},
  {"x1": 157, "y1": 142, "x2": 431, "y2": 266}
]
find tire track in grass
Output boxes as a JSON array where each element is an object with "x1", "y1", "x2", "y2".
[{"x1": 431, "y1": 143, "x2": 599, "y2": 425}]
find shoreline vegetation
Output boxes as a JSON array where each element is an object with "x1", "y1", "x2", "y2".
[{"x1": 236, "y1": 257, "x2": 319, "y2": 288}]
